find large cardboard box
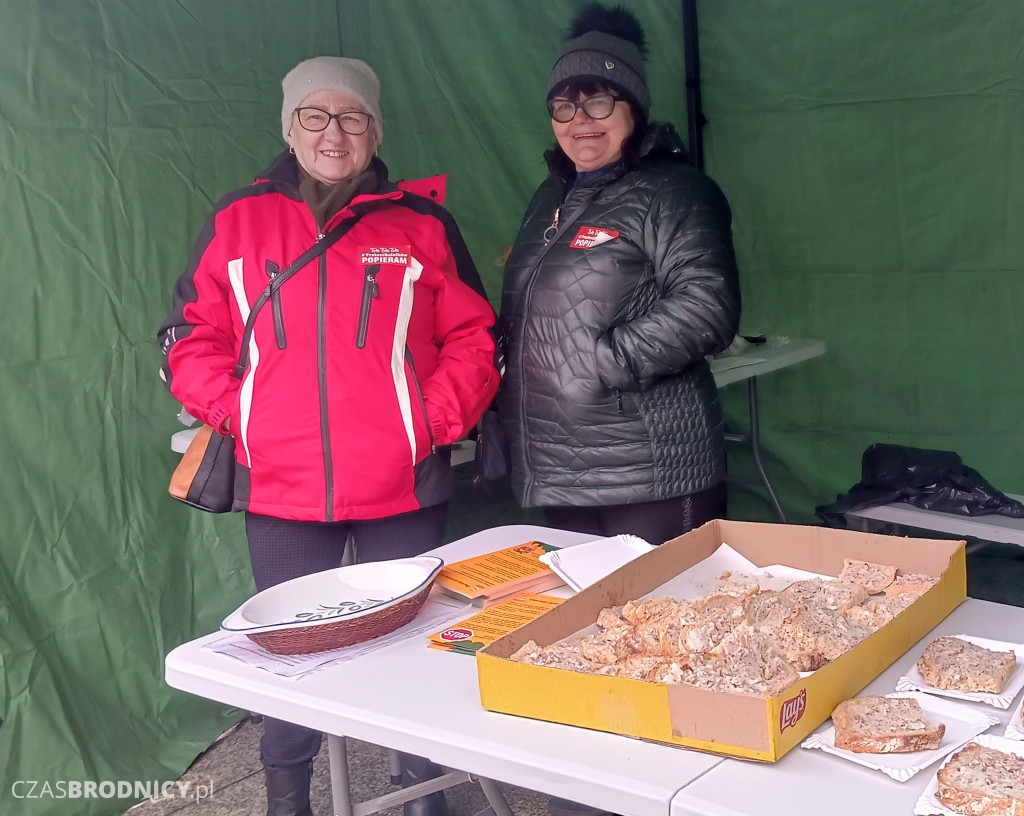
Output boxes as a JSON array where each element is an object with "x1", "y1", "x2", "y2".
[{"x1": 477, "y1": 520, "x2": 966, "y2": 761}]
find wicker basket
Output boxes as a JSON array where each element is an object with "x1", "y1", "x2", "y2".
[{"x1": 247, "y1": 581, "x2": 435, "y2": 655}]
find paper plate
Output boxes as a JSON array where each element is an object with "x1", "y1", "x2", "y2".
[
  {"x1": 801, "y1": 691, "x2": 999, "y2": 782},
  {"x1": 914, "y1": 734, "x2": 1024, "y2": 815},
  {"x1": 896, "y1": 634, "x2": 1024, "y2": 709}
]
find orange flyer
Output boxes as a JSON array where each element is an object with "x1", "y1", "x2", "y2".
[
  {"x1": 433, "y1": 541, "x2": 562, "y2": 602},
  {"x1": 427, "y1": 593, "x2": 564, "y2": 654}
]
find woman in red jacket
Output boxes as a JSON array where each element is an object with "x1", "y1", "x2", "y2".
[{"x1": 159, "y1": 57, "x2": 498, "y2": 816}]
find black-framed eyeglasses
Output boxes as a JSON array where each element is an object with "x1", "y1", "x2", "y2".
[
  {"x1": 294, "y1": 107, "x2": 373, "y2": 135},
  {"x1": 547, "y1": 93, "x2": 621, "y2": 123}
]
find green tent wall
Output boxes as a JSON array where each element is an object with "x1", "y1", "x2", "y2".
[{"x1": 0, "y1": 2, "x2": 1021, "y2": 814}]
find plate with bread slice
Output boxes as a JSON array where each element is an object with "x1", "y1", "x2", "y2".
[
  {"x1": 802, "y1": 692, "x2": 999, "y2": 781},
  {"x1": 896, "y1": 634, "x2": 1024, "y2": 709},
  {"x1": 914, "y1": 734, "x2": 1024, "y2": 815}
]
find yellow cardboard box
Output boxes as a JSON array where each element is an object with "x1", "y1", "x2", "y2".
[{"x1": 477, "y1": 519, "x2": 966, "y2": 761}]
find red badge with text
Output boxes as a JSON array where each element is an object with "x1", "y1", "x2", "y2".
[
  {"x1": 779, "y1": 688, "x2": 807, "y2": 732},
  {"x1": 437, "y1": 627, "x2": 474, "y2": 643},
  {"x1": 569, "y1": 226, "x2": 620, "y2": 249},
  {"x1": 359, "y1": 245, "x2": 411, "y2": 265}
]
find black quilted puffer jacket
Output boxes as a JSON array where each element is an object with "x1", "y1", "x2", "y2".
[{"x1": 497, "y1": 123, "x2": 741, "y2": 508}]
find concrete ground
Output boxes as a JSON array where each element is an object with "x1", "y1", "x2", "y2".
[
  {"x1": 123, "y1": 718, "x2": 550, "y2": 816},
  {"x1": 124, "y1": 531, "x2": 1024, "y2": 816}
]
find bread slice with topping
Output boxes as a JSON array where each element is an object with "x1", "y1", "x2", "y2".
[
  {"x1": 745, "y1": 590, "x2": 805, "y2": 635},
  {"x1": 579, "y1": 626, "x2": 640, "y2": 665},
  {"x1": 773, "y1": 605, "x2": 872, "y2": 671},
  {"x1": 885, "y1": 572, "x2": 939, "y2": 597},
  {"x1": 918, "y1": 636, "x2": 1017, "y2": 694},
  {"x1": 838, "y1": 558, "x2": 898, "y2": 593},
  {"x1": 780, "y1": 578, "x2": 869, "y2": 613},
  {"x1": 509, "y1": 638, "x2": 602, "y2": 674},
  {"x1": 842, "y1": 593, "x2": 917, "y2": 631},
  {"x1": 936, "y1": 741, "x2": 1024, "y2": 815},
  {"x1": 832, "y1": 695, "x2": 945, "y2": 753}
]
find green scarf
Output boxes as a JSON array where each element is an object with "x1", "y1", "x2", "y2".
[{"x1": 298, "y1": 164, "x2": 379, "y2": 230}]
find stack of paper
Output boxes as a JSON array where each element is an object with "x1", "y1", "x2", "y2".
[
  {"x1": 433, "y1": 541, "x2": 565, "y2": 607},
  {"x1": 427, "y1": 593, "x2": 564, "y2": 655}
]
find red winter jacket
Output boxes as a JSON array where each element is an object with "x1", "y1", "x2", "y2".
[{"x1": 159, "y1": 153, "x2": 498, "y2": 522}]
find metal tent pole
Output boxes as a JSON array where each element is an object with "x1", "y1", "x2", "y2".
[{"x1": 682, "y1": 0, "x2": 706, "y2": 170}]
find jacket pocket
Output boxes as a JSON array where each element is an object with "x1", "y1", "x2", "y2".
[
  {"x1": 265, "y1": 260, "x2": 287, "y2": 349},
  {"x1": 356, "y1": 264, "x2": 380, "y2": 349},
  {"x1": 405, "y1": 347, "x2": 436, "y2": 457}
]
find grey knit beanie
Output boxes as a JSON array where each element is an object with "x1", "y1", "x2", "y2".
[
  {"x1": 281, "y1": 57, "x2": 383, "y2": 145},
  {"x1": 547, "y1": 29, "x2": 650, "y2": 118}
]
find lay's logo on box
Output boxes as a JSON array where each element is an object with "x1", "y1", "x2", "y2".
[{"x1": 780, "y1": 688, "x2": 807, "y2": 732}]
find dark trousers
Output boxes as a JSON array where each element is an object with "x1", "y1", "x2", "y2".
[
  {"x1": 543, "y1": 482, "x2": 727, "y2": 545},
  {"x1": 245, "y1": 503, "x2": 449, "y2": 768}
]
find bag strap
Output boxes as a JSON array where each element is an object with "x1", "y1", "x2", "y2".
[{"x1": 233, "y1": 221, "x2": 356, "y2": 378}]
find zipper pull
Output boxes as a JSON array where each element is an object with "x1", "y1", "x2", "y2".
[
  {"x1": 616, "y1": 389, "x2": 624, "y2": 415},
  {"x1": 543, "y1": 207, "x2": 561, "y2": 245},
  {"x1": 265, "y1": 260, "x2": 286, "y2": 348},
  {"x1": 356, "y1": 265, "x2": 381, "y2": 349}
]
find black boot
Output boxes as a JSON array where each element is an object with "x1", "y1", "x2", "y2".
[
  {"x1": 398, "y1": 752, "x2": 449, "y2": 816},
  {"x1": 265, "y1": 761, "x2": 314, "y2": 816}
]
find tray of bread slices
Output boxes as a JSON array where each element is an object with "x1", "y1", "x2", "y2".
[
  {"x1": 478, "y1": 520, "x2": 968, "y2": 761},
  {"x1": 508, "y1": 555, "x2": 942, "y2": 695}
]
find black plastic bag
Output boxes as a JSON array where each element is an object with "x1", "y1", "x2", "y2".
[{"x1": 817, "y1": 443, "x2": 1024, "y2": 527}]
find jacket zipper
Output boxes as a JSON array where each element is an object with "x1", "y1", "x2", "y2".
[
  {"x1": 265, "y1": 260, "x2": 287, "y2": 349},
  {"x1": 317, "y1": 250, "x2": 335, "y2": 521},
  {"x1": 543, "y1": 206, "x2": 561, "y2": 244},
  {"x1": 405, "y1": 349, "x2": 436, "y2": 455},
  {"x1": 355, "y1": 264, "x2": 380, "y2": 349},
  {"x1": 513, "y1": 185, "x2": 582, "y2": 496}
]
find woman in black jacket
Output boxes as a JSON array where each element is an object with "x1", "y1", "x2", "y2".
[{"x1": 499, "y1": 3, "x2": 741, "y2": 549}]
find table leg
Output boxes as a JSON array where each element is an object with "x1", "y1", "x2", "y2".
[
  {"x1": 745, "y1": 377, "x2": 787, "y2": 523},
  {"x1": 476, "y1": 776, "x2": 515, "y2": 816},
  {"x1": 328, "y1": 734, "x2": 353, "y2": 816},
  {"x1": 725, "y1": 377, "x2": 787, "y2": 522}
]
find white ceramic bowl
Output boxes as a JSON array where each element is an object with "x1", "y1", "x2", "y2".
[{"x1": 221, "y1": 556, "x2": 443, "y2": 654}]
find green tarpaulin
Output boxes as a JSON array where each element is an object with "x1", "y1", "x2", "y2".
[{"x1": 1, "y1": 2, "x2": 1020, "y2": 814}]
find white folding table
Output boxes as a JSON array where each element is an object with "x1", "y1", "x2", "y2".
[
  {"x1": 670, "y1": 598, "x2": 1024, "y2": 816},
  {"x1": 165, "y1": 525, "x2": 728, "y2": 816},
  {"x1": 711, "y1": 337, "x2": 827, "y2": 523},
  {"x1": 844, "y1": 494, "x2": 1024, "y2": 549}
]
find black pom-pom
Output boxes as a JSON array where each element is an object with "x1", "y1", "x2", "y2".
[{"x1": 567, "y1": 3, "x2": 647, "y2": 55}]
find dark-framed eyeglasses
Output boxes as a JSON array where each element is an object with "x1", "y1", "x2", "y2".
[
  {"x1": 547, "y1": 93, "x2": 622, "y2": 123},
  {"x1": 294, "y1": 107, "x2": 373, "y2": 135}
]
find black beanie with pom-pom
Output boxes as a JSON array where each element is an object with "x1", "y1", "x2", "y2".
[{"x1": 547, "y1": 3, "x2": 650, "y2": 117}]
